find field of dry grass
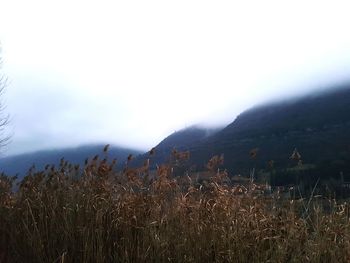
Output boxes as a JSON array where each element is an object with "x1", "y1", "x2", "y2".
[{"x1": 1, "y1": 147, "x2": 350, "y2": 262}]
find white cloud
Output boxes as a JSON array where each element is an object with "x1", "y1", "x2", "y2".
[{"x1": 0, "y1": 0, "x2": 350, "y2": 155}]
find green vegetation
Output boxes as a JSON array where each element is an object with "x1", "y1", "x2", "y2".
[{"x1": 1, "y1": 147, "x2": 350, "y2": 262}]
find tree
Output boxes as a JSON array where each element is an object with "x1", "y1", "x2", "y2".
[{"x1": 0, "y1": 46, "x2": 10, "y2": 148}]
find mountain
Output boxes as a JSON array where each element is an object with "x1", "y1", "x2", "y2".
[
  {"x1": 0, "y1": 144, "x2": 143, "y2": 178},
  {"x1": 186, "y1": 85, "x2": 350, "y2": 179},
  {"x1": 3, "y1": 84, "x2": 350, "y2": 187},
  {"x1": 132, "y1": 84, "x2": 350, "y2": 187},
  {"x1": 133, "y1": 126, "x2": 220, "y2": 167}
]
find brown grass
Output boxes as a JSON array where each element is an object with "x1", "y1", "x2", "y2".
[{"x1": 0, "y1": 148, "x2": 350, "y2": 262}]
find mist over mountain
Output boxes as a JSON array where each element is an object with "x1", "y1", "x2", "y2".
[
  {"x1": 2, "y1": 84, "x2": 350, "y2": 185},
  {"x1": 185, "y1": 85, "x2": 350, "y2": 176},
  {"x1": 132, "y1": 84, "x2": 350, "y2": 184}
]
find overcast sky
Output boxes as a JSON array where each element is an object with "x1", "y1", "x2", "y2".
[{"x1": 0, "y1": 0, "x2": 350, "y2": 156}]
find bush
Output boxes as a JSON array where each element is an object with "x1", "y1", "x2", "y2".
[{"x1": 1, "y1": 150, "x2": 350, "y2": 262}]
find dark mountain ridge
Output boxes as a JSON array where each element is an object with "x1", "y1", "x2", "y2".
[
  {"x1": 133, "y1": 126, "x2": 220, "y2": 166},
  {"x1": 0, "y1": 144, "x2": 142, "y2": 177},
  {"x1": 2, "y1": 85, "x2": 350, "y2": 186},
  {"x1": 186, "y1": 85, "x2": 350, "y2": 177}
]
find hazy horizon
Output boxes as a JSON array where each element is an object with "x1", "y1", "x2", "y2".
[{"x1": 1, "y1": 0, "x2": 350, "y2": 156}]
